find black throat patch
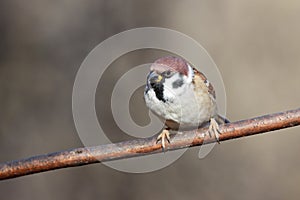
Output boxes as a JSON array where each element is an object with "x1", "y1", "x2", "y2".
[{"x1": 151, "y1": 82, "x2": 166, "y2": 103}]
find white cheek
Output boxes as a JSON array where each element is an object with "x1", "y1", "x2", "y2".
[
  {"x1": 162, "y1": 85, "x2": 176, "y2": 101},
  {"x1": 164, "y1": 73, "x2": 191, "y2": 98}
]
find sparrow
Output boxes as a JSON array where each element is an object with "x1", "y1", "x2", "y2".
[{"x1": 144, "y1": 56, "x2": 229, "y2": 149}]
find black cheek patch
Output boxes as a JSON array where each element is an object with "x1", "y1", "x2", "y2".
[
  {"x1": 152, "y1": 83, "x2": 166, "y2": 102},
  {"x1": 172, "y1": 79, "x2": 184, "y2": 88}
]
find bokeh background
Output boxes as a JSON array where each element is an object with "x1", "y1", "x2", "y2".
[{"x1": 1, "y1": 1, "x2": 300, "y2": 199}]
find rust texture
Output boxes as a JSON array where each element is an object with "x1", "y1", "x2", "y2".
[{"x1": 0, "y1": 108, "x2": 300, "y2": 180}]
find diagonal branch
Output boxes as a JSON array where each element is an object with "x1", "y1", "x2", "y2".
[{"x1": 0, "y1": 108, "x2": 300, "y2": 180}]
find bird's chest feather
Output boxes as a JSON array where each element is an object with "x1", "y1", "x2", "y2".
[{"x1": 145, "y1": 75, "x2": 216, "y2": 128}]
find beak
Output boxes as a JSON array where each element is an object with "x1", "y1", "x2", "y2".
[
  {"x1": 148, "y1": 71, "x2": 163, "y2": 85},
  {"x1": 146, "y1": 71, "x2": 163, "y2": 90}
]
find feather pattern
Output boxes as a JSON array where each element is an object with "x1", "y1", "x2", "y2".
[{"x1": 144, "y1": 56, "x2": 228, "y2": 131}]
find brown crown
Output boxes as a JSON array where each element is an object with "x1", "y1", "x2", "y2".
[{"x1": 150, "y1": 56, "x2": 189, "y2": 76}]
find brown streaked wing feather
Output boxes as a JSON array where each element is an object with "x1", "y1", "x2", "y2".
[{"x1": 192, "y1": 68, "x2": 216, "y2": 99}]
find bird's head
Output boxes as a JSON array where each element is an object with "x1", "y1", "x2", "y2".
[{"x1": 145, "y1": 56, "x2": 194, "y2": 102}]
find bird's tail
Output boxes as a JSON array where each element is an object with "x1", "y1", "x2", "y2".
[{"x1": 215, "y1": 115, "x2": 230, "y2": 124}]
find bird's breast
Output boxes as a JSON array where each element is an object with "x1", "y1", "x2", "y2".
[{"x1": 144, "y1": 83, "x2": 217, "y2": 129}]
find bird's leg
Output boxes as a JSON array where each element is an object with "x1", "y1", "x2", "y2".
[
  {"x1": 208, "y1": 118, "x2": 221, "y2": 142},
  {"x1": 156, "y1": 129, "x2": 171, "y2": 150}
]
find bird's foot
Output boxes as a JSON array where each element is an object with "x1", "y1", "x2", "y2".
[
  {"x1": 208, "y1": 118, "x2": 221, "y2": 143},
  {"x1": 156, "y1": 129, "x2": 171, "y2": 150}
]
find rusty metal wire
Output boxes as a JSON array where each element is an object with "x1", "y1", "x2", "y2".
[{"x1": 0, "y1": 108, "x2": 300, "y2": 180}]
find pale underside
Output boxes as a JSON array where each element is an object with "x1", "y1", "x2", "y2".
[{"x1": 144, "y1": 68, "x2": 217, "y2": 130}]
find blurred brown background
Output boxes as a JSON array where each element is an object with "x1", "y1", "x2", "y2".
[{"x1": 1, "y1": 1, "x2": 300, "y2": 199}]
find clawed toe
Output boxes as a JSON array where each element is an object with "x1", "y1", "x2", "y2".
[
  {"x1": 156, "y1": 129, "x2": 171, "y2": 150},
  {"x1": 208, "y1": 118, "x2": 221, "y2": 143}
]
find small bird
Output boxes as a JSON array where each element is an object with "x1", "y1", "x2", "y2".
[{"x1": 144, "y1": 56, "x2": 229, "y2": 149}]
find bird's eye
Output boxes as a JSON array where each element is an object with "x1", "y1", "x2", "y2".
[{"x1": 164, "y1": 70, "x2": 172, "y2": 77}]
